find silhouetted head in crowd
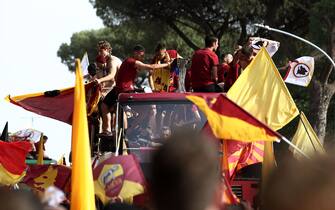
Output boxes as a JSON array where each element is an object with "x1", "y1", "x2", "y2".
[
  {"x1": 263, "y1": 155, "x2": 335, "y2": 210},
  {"x1": 155, "y1": 43, "x2": 167, "y2": 58},
  {"x1": 103, "y1": 202, "x2": 141, "y2": 210},
  {"x1": 204, "y1": 35, "x2": 219, "y2": 52},
  {"x1": 222, "y1": 53, "x2": 233, "y2": 64},
  {"x1": 97, "y1": 40, "x2": 112, "y2": 55},
  {"x1": 151, "y1": 131, "x2": 219, "y2": 210},
  {"x1": 232, "y1": 46, "x2": 254, "y2": 69},
  {"x1": 133, "y1": 45, "x2": 146, "y2": 61},
  {"x1": 88, "y1": 63, "x2": 97, "y2": 77},
  {"x1": 0, "y1": 189, "x2": 43, "y2": 210}
]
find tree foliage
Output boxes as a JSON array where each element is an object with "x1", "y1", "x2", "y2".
[
  {"x1": 57, "y1": 21, "x2": 203, "y2": 72},
  {"x1": 90, "y1": 0, "x2": 265, "y2": 48}
]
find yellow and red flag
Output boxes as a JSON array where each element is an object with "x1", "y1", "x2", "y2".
[
  {"x1": 0, "y1": 141, "x2": 31, "y2": 185},
  {"x1": 201, "y1": 115, "x2": 264, "y2": 180},
  {"x1": 23, "y1": 164, "x2": 71, "y2": 195},
  {"x1": 70, "y1": 59, "x2": 95, "y2": 210},
  {"x1": 188, "y1": 93, "x2": 278, "y2": 180},
  {"x1": 93, "y1": 154, "x2": 146, "y2": 204},
  {"x1": 223, "y1": 140, "x2": 264, "y2": 179},
  {"x1": 227, "y1": 47, "x2": 299, "y2": 190},
  {"x1": 6, "y1": 82, "x2": 100, "y2": 125},
  {"x1": 152, "y1": 68, "x2": 171, "y2": 92},
  {"x1": 186, "y1": 94, "x2": 281, "y2": 142}
]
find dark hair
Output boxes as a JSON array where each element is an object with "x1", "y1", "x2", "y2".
[
  {"x1": 263, "y1": 155, "x2": 335, "y2": 210},
  {"x1": 221, "y1": 52, "x2": 227, "y2": 59},
  {"x1": 103, "y1": 203, "x2": 141, "y2": 210},
  {"x1": 133, "y1": 45, "x2": 145, "y2": 52},
  {"x1": 155, "y1": 43, "x2": 167, "y2": 53},
  {"x1": 240, "y1": 46, "x2": 253, "y2": 57},
  {"x1": 205, "y1": 35, "x2": 218, "y2": 48},
  {"x1": 97, "y1": 40, "x2": 112, "y2": 51},
  {"x1": 151, "y1": 131, "x2": 219, "y2": 210},
  {"x1": 88, "y1": 63, "x2": 97, "y2": 76}
]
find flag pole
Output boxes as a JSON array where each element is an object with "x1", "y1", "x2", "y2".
[
  {"x1": 37, "y1": 133, "x2": 44, "y2": 165},
  {"x1": 280, "y1": 136, "x2": 310, "y2": 159},
  {"x1": 115, "y1": 128, "x2": 123, "y2": 156},
  {"x1": 254, "y1": 24, "x2": 335, "y2": 69}
]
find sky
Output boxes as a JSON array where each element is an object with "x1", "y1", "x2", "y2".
[{"x1": 0, "y1": 0, "x2": 104, "y2": 162}]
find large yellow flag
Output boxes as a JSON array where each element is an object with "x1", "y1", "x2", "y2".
[
  {"x1": 227, "y1": 47, "x2": 299, "y2": 131},
  {"x1": 290, "y1": 112, "x2": 325, "y2": 159},
  {"x1": 227, "y1": 47, "x2": 299, "y2": 186},
  {"x1": 70, "y1": 59, "x2": 95, "y2": 210}
]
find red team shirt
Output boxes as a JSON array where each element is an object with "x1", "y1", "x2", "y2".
[
  {"x1": 167, "y1": 49, "x2": 178, "y2": 59},
  {"x1": 226, "y1": 63, "x2": 239, "y2": 90},
  {"x1": 190, "y1": 48, "x2": 219, "y2": 89},
  {"x1": 217, "y1": 63, "x2": 239, "y2": 91},
  {"x1": 115, "y1": 58, "x2": 138, "y2": 92}
]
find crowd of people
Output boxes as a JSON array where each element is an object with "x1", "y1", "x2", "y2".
[
  {"x1": 2, "y1": 131, "x2": 335, "y2": 210},
  {"x1": 87, "y1": 36, "x2": 256, "y2": 138}
]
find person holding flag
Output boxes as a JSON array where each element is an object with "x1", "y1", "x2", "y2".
[{"x1": 149, "y1": 43, "x2": 172, "y2": 92}]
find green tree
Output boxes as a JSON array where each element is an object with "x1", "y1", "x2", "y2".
[
  {"x1": 90, "y1": 0, "x2": 265, "y2": 48},
  {"x1": 308, "y1": 0, "x2": 335, "y2": 144},
  {"x1": 255, "y1": 0, "x2": 335, "y2": 143},
  {"x1": 57, "y1": 21, "x2": 202, "y2": 72}
]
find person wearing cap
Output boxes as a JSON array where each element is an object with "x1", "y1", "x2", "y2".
[
  {"x1": 94, "y1": 40, "x2": 122, "y2": 96},
  {"x1": 99, "y1": 45, "x2": 173, "y2": 136},
  {"x1": 190, "y1": 35, "x2": 220, "y2": 92}
]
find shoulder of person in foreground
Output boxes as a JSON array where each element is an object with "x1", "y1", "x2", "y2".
[{"x1": 263, "y1": 154, "x2": 335, "y2": 210}]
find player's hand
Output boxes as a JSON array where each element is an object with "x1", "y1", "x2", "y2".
[{"x1": 94, "y1": 78, "x2": 101, "y2": 85}]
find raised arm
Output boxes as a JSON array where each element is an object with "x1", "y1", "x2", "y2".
[
  {"x1": 135, "y1": 60, "x2": 172, "y2": 71},
  {"x1": 96, "y1": 57, "x2": 121, "y2": 84}
]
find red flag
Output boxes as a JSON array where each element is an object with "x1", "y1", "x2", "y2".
[
  {"x1": 23, "y1": 165, "x2": 71, "y2": 196},
  {"x1": 93, "y1": 154, "x2": 146, "y2": 204},
  {"x1": 190, "y1": 94, "x2": 270, "y2": 179},
  {"x1": 187, "y1": 94, "x2": 281, "y2": 142},
  {"x1": 6, "y1": 82, "x2": 100, "y2": 125},
  {"x1": 224, "y1": 141, "x2": 264, "y2": 179},
  {"x1": 0, "y1": 141, "x2": 32, "y2": 185}
]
